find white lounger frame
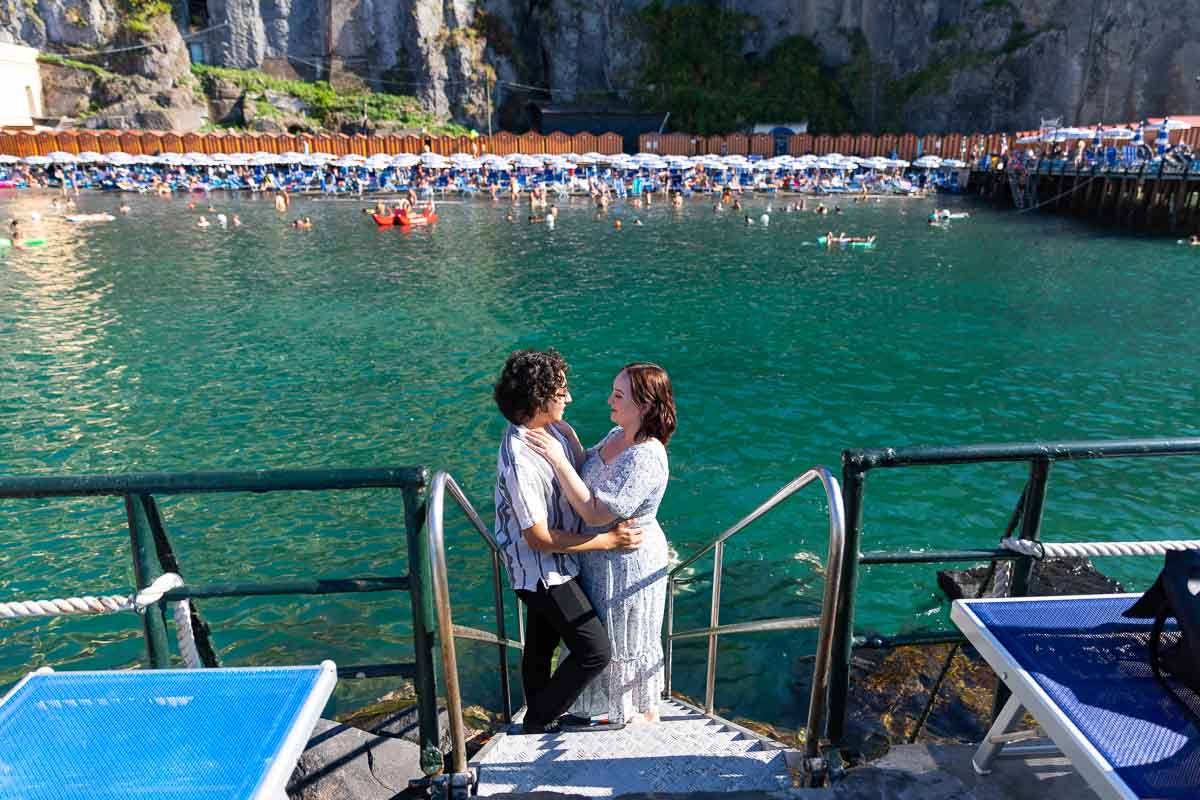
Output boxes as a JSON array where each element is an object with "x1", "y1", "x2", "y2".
[{"x1": 951, "y1": 594, "x2": 1141, "y2": 800}]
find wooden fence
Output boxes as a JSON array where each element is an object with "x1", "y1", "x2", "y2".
[
  {"x1": 0, "y1": 129, "x2": 626, "y2": 158},
  {"x1": 638, "y1": 128, "x2": 1200, "y2": 159},
  {"x1": 4, "y1": 126, "x2": 1199, "y2": 160}
]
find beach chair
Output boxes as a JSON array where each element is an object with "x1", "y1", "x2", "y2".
[
  {"x1": 952, "y1": 595, "x2": 1200, "y2": 799},
  {"x1": 0, "y1": 661, "x2": 337, "y2": 800}
]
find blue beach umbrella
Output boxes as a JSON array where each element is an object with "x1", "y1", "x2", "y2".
[{"x1": 1158, "y1": 118, "x2": 1170, "y2": 156}]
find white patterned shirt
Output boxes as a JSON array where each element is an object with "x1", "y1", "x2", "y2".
[{"x1": 494, "y1": 423, "x2": 584, "y2": 592}]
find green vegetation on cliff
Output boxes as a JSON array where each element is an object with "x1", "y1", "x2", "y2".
[
  {"x1": 121, "y1": 0, "x2": 172, "y2": 35},
  {"x1": 636, "y1": 3, "x2": 848, "y2": 134},
  {"x1": 191, "y1": 65, "x2": 468, "y2": 134},
  {"x1": 636, "y1": 1, "x2": 1059, "y2": 135},
  {"x1": 37, "y1": 53, "x2": 115, "y2": 78}
]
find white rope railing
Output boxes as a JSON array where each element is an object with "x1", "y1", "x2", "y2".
[
  {"x1": 1001, "y1": 538, "x2": 1200, "y2": 558},
  {"x1": 0, "y1": 572, "x2": 202, "y2": 668}
]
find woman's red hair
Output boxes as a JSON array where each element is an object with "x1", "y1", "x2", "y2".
[{"x1": 623, "y1": 362, "x2": 676, "y2": 445}]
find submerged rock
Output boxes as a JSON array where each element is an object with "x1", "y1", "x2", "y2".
[{"x1": 938, "y1": 556, "x2": 1124, "y2": 601}]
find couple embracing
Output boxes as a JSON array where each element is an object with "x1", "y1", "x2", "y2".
[{"x1": 492, "y1": 349, "x2": 676, "y2": 733}]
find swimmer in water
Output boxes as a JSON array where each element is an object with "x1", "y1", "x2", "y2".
[
  {"x1": 197, "y1": 216, "x2": 210, "y2": 228},
  {"x1": 232, "y1": 214, "x2": 242, "y2": 227},
  {"x1": 614, "y1": 219, "x2": 622, "y2": 230},
  {"x1": 634, "y1": 218, "x2": 643, "y2": 226},
  {"x1": 119, "y1": 204, "x2": 131, "y2": 215}
]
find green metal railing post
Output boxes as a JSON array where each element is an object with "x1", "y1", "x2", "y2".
[
  {"x1": 992, "y1": 458, "x2": 1050, "y2": 719},
  {"x1": 125, "y1": 493, "x2": 171, "y2": 668},
  {"x1": 1011, "y1": 458, "x2": 1051, "y2": 598},
  {"x1": 826, "y1": 462, "x2": 865, "y2": 745},
  {"x1": 144, "y1": 494, "x2": 221, "y2": 667},
  {"x1": 403, "y1": 474, "x2": 442, "y2": 777}
]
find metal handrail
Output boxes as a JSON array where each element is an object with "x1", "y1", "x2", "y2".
[
  {"x1": 663, "y1": 466, "x2": 845, "y2": 764},
  {"x1": 826, "y1": 437, "x2": 1200, "y2": 747},
  {"x1": 426, "y1": 471, "x2": 524, "y2": 780}
]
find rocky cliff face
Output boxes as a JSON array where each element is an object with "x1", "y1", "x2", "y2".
[{"x1": 3, "y1": 0, "x2": 1198, "y2": 134}]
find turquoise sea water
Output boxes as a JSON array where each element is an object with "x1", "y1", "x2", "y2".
[{"x1": 1, "y1": 189, "x2": 1198, "y2": 730}]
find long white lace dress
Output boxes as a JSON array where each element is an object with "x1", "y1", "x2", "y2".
[{"x1": 569, "y1": 426, "x2": 670, "y2": 724}]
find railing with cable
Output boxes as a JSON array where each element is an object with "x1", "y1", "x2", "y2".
[
  {"x1": 823, "y1": 437, "x2": 1200, "y2": 756},
  {"x1": 0, "y1": 466, "x2": 447, "y2": 779}
]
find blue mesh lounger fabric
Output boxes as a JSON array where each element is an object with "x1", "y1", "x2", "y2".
[
  {"x1": 0, "y1": 665, "x2": 333, "y2": 800},
  {"x1": 964, "y1": 596, "x2": 1200, "y2": 799}
]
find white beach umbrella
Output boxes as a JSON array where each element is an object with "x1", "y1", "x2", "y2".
[
  {"x1": 0, "y1": 154, "x2": 18, "y2": 164},
  {"x1": 76, "y1": 151, "x2": 104, "y2": 163},
  {"x1": 391, "y1": 153, "x2": 420, "y2": 167},
  {"x1": 1015, "y1": 134, "x2": 1042, "y2": 144},
  {"x1": 913, "y1": 155, "x2": 942, "y2": 167},
  {"x1": 1160, "y1": 119, "x2": 1192, "y2": 131},
  {"x1": 23, "y1": 155, "x2": 51, "y2": 165},
  {"x1": 47, "y1": 151, "x2": 77, "y2": 163},
  {"x1": 1101, "y1": 128, "x2": 1135, "y2": 140},
  {"x1": 942, "y1": 158, "x2": 967, "y2": 168}
]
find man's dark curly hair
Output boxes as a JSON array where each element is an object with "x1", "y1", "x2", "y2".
[{"x1": 494, "y1": 349, "x2": 568, "y2": 425}]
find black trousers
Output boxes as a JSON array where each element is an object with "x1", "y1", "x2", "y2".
[{"x1": 515, "y1": 578, "x2": 611, "y2": 726}]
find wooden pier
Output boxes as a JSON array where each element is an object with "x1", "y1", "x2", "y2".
[{"x1": 970, "y1": 161, "x2": 1200, "y2": 235}]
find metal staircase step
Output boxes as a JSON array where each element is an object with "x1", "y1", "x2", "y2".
[{"x1": 470, "y1": 699, "x2": 796, "y2": 796}]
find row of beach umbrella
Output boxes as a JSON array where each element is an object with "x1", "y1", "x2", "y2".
[{"x1": 1, "y1": 149, "x2": 956, "y2": 172}]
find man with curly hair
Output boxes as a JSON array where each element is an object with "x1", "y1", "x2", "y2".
[{"x1": 493, "y1": 348, "x2": 642, "y2": 733}]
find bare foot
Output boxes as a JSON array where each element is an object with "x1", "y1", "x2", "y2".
[{"x1": 626, "y1": 713, "x2": 650, "y2": 726}]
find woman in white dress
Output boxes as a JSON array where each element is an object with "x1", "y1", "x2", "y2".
[{"x1": 524, "y1": 362, "x2": 676, "y2": 725}]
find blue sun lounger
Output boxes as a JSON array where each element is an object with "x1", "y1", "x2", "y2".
[
  {"x1": 952, "y1": 595, "x2": 1200, "y2": 799},
  {"x1": 0, "y1": 661, "x2": 336, "y2": 800}
]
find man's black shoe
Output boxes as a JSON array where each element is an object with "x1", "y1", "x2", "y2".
[
  {"x1": 557, "y1": 714, "x2": 625, "y2": 732},
  {"x1": 517, "y1": 719, "x2": 560, "y2": 735}
]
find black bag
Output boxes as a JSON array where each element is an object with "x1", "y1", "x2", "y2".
[{"x1": 1123, "y1": 549, "x2": 1200, "y2": 720}]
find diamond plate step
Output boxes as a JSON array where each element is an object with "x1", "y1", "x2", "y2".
[{"x1": 470, "y1": 698, "x2": 796, "y2": 796}]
